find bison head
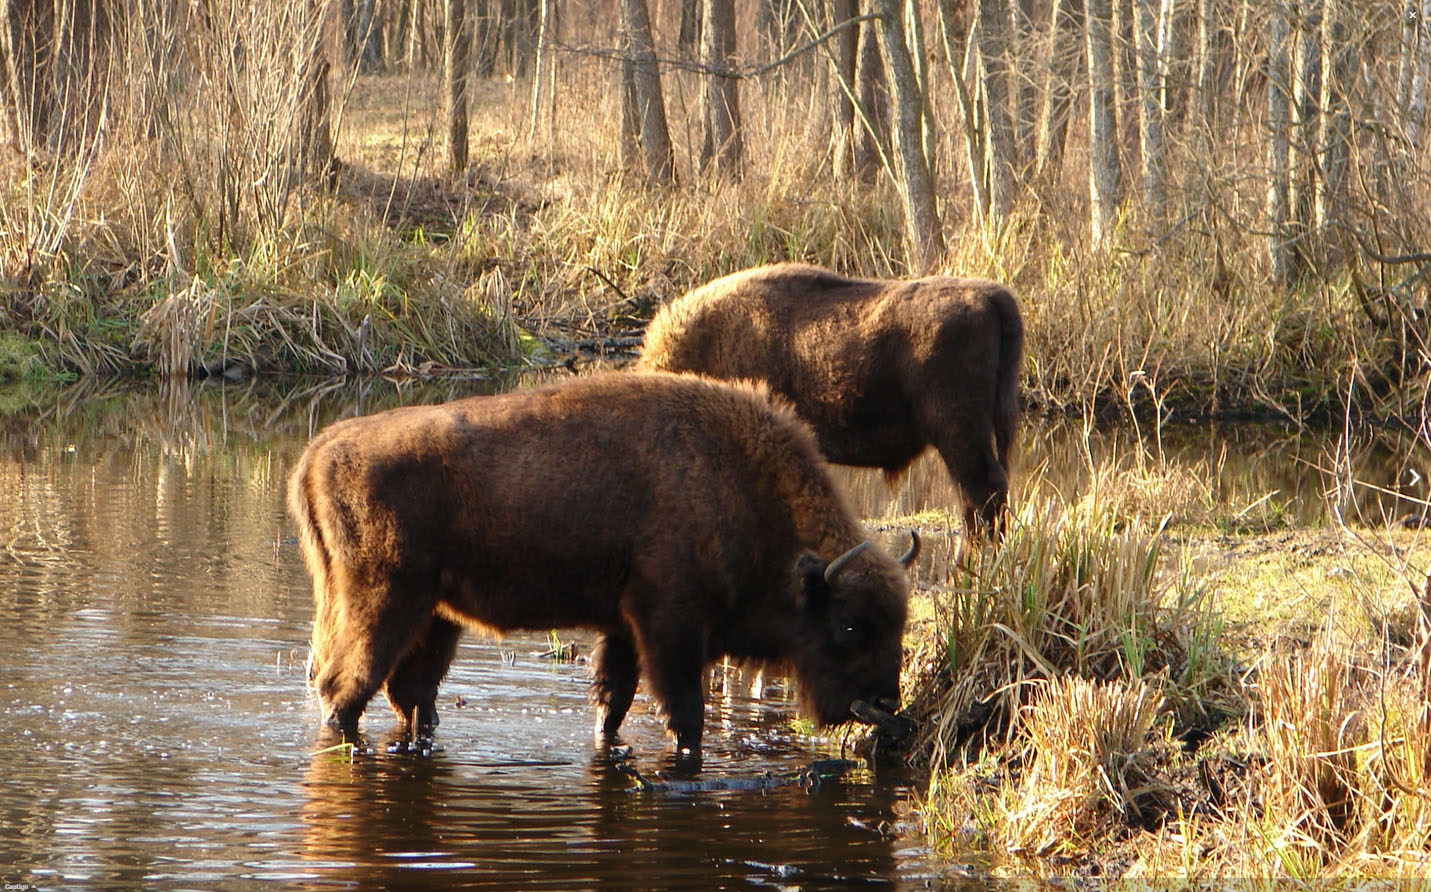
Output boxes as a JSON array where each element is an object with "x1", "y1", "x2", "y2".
[{"x1": 790, "y1": 533, "x2": 918, "y2": 728}]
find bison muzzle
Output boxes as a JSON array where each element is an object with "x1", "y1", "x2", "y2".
[
  {"x1": 288, "y1": 372, "x2": 917, "y2": 754},
  {"x1": 639, "y1": 263, "x2": 1024, "y2": 542}
]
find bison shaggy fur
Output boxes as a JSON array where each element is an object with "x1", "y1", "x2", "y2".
[
  {"x1": 639, "y1": 263, "x2": 1024, "y2": 540},
  {"x1": 287, "y1": 371, "x2": 913, "y2": 752}
]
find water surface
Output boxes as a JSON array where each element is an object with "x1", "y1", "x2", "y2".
[{"x1": 0, "y1": 376, "x2": 1421, "y2": 890}]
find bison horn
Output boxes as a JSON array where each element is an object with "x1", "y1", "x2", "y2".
[
  {"x1": 824, "y1": 541, "x2": 871, "y2": 586},
  {"x1": 898, "y1": 530, "x2": 921, "y2": 568}
]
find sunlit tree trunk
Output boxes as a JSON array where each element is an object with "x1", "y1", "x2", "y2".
[
  {"x1": 906, "y1": 0, "x2": 936, "y2": 170},
  {"x1": 622, "y1": 0, "x2": 675, "y2": 184},
  {"x1": 699, "y1": 0, "x2": 742, "y2": 177},
  {"x1": 1288, "y1": 0, "x2": 1321, "y2": 273},
  {"x1": 1135, "y1": 0, "x2": 1166, "y2": 218},
  {"x1": 1007, "y1": 0, "x2": 1036, "y2": 169},
  {"x1": 1266, "y1": 0, "x2": 1292, "y2": 283},
  {"x1": 444, "y1": 0, "x2": 469, "y2": 171},
  {"x1": 301, "y1": 0, "x2": 336, "y2": 183},
  {"x1": 1403, "y1": 0, "x2": 1431, "y2": 146},
  {"x1": 854, "y1": 0, "x2": 890, "y2": 182},
  {"x1": 937, "y1": 0, "x2": 990, "y2": 220},
  {"x1": 619, "y1": 58, "x2": 640, "y2": 170},
  {"x1": 828, "y1": 0, "x2": 859, "y2": 175},
  {"x1": 977, "y1": 0, "x2": 1016, "y2": 226},
  {"x1": 1195, "y1": 0, "x2": 1217, "y2": 129},
  {"x1": 1087, "y1": 0, "x2": 1121, "y2": 246},
  {"x1": 1036, "y1": 0, "x2": 1083, "y2": 179},
  {"x1": 678, "y1": 0, "x2": 700, "y2": 54},
  {"x1": 528, "y1": 0, "x2": 556, "y2": 142},
  {"x1": 875, "y1": 0, "x2": 943, "y2": 271},
  {"x1": 1314, "y1": 0, "x2": 1354, "y2": 236}
]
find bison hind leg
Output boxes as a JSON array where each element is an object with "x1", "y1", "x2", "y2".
[
  {"x1": 590, "y1": 630, "x2": 640, "y2": 741},
  {"x1": 383, "y1": 615, "x2": 464, "y2": 731},
  {"x1": 936, "y1": 431, "x2": 1010, "y2": 544}
]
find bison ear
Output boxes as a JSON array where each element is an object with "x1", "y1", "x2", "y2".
[{"x1": 796, "y1": 553, "x2": 834, "y2": 610}]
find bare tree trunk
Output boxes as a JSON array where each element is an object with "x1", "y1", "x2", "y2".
[
  {"x1": 528, "y1": 0, "x2": 555, "y2": 142},
  {"x1": 1288, "y1": 0, "x2": 1321, "y2": 273},
  {"x1": 1314, "y1": 0, "x2": 1354, "y2": 236},
  {"x1": 1195, "y1": 0, "x2": 1217, "y2": 128},
  {"x1": 622, "y1": 0, "x2": 676, "y2": 184},
  {"x1": 678, "y1": 0, "x2": 700, "y2": 54},
  {"x1": 300, "y1": 0, "x2": 336, "y2": 183},
  {"x1": 1036, "y1": 0, "x2": 1083, "y2": 179},
  {"x1": 937, "y1": 0, "x2": 990, "y2": 220},
  {"x1": 874, "y1": 0, "x2": 943, "y2": 271},
  {"x1": 1087, "y1": 0, "x2": 1121, "y2": 246},
  {"x1": 854, "y1": 0, "x2": 890, "y2": 182},
  {"x1": 977, "y1": 0, "x2": 1017, "y2": 226},
  {"x1": 1134, "y1": 0, "x2": 1165, "y2": 218},
  {"x1": 1113, "y1": 0, "x2": 1139, "y2": 176},
  {"x1": 905, "y1": 0, "x2": 935, "y2": 170},
  {"x1": 1007, "y1": 0, "x2": 1036, "y2": 169},
  {"x1": 699, "y1": 0, "x2": 742, "y2": 177},
  {"x1": 1265, "y1": 0, "x2": 1292, "y2": 284},
  {"x1": 445, "y1": 0, "x2": 469, "y2": 172},
  {"x1": 619, "y1": 59, "x2": 640, "y2": 170},
  {"x1": 473, "y1": 0, "x2": 497, "y2": 75},
  {"x1": 1405, "y1": 0, "x2": 1431, "y2": 146},
  {"x1": 828, "y1": 0, "x2": 859, "y2": 175}
]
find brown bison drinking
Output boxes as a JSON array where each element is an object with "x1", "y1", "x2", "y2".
[
  {"x1": 640, "y1": 263, "x2": 1024, "y2": 541},
  {"x1": 287, "y1": 372, "x2": 917, "y2": 753}
]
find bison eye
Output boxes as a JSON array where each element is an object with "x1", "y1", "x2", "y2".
[{"x1": 834, "y1": 622, "x2": 860, "y2": 645}]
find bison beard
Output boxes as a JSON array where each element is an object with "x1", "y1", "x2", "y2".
[
  {"x1": 639, "y1": 263, "x2": 1024, "y2": 543},
  {"x1": 288, "y1": 372, "x2": 915, "y2": 753}
]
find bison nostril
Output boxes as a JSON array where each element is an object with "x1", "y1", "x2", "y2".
[{"x1": 876, "y1": 697, "x2": 901, "y2": 713}]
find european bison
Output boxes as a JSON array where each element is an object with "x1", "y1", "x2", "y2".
[
  {"x1": 639, "y1": 263, "x2": 1024, "y2": 541},
  {"x1": 288, "y1": 372, "x2": 917, "y2": 753}
]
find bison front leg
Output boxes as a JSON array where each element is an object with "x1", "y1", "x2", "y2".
[
  {"x1": 590, "y1": 630, "x2": 639, "y2": 741},
  {"x1": 383, "y1": 616, "x2": 464, "y2": 731},
  {"x1": 641, "y1": 634, "x2": 707, "y2": 756}
]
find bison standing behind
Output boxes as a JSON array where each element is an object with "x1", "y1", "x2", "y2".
[
  {"x1": 288, "y1": 372, "x2": 916, "y2": 753},
  {"x1": 639, "y1": 263, "x2": 1024, "y2": 541}
]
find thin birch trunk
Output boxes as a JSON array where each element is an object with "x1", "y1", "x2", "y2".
[
  {"x1": 875, "y1": 0, "x2": 943, "y2": 271},
  {"x1": 622, "y1": 0, "x2": 676, "y2": 184},
  {"x1": 699, "y1": 0, "x2": 742, "y2": 177},
  {"x1": 1266, "y1": 0, "x2": 1292, "y2": 283},
  {"x1": 1087, "y1": 0, "x2": 1121, "y2": 246},
  {"x1": 528, "y1": 0, "x2": 556, "y2": 142}
]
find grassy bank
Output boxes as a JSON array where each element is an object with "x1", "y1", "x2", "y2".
[
  {"x1": 887, "y1": 446, "x2": 1431, "y2": 880},
  {"x1": 2, "y1": 67, "x2": 1426, "y2": 424}
]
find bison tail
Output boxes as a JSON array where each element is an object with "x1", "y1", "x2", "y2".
[
  {"x1": 991, "y1": 286, "x2": 1024, "y2": 473},
  {"x1": 287, "y1": 452, "x2": 335, "y2": 685}
]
